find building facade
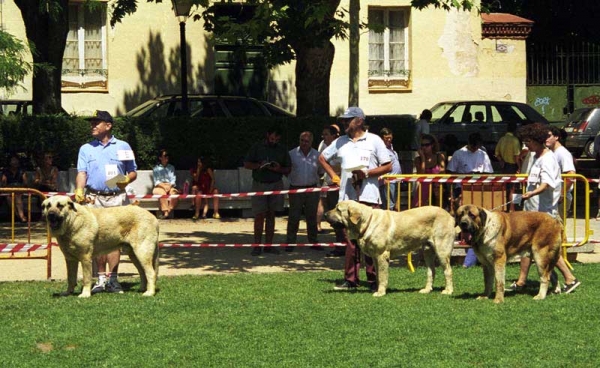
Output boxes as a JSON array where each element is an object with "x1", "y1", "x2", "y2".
[{"x1": 2, "y1": 0, "x2": 532, "y2": 117}]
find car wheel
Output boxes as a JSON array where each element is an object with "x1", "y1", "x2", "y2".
[{"x1": 584, "y1": 140, "x2": 594, "y2": 158}]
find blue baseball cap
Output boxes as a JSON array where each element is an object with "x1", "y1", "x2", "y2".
[
  {"x1": 86, "y1": 110, "x2": 114, "y2": 123},
  {"x1": 339, "y1": 107, "x2": 365, "y2": 120}
]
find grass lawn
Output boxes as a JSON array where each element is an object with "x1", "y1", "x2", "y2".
[{"x1": 1, "y1": 263, "x2": 599, "y2": 367}]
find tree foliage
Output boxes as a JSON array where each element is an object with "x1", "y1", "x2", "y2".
[{"x1": 0, "y1": 30, "x2": 33, "y2": 94}]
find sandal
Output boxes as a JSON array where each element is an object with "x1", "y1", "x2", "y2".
[
  {"x1": 192, "y1": 215, "x2": 199, "y2": 221},
  {"x1": 213, "y1": 213, "x2": 221, "y2": 219}
]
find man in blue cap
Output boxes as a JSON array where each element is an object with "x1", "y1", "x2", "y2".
[
  {"x1": 76, "y1": 110, "x2": 137, "y2": 294},
  {"x1": 319, "y1": 106, "x2": 392, "y2": 292}
]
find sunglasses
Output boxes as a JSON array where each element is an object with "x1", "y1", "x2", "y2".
[{"x1": 421, "y1": 142, "x2": 432, "y2": 147}]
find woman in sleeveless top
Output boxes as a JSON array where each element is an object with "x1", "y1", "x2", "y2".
[
  {"x1": 412, "y1": 134, "x2": 445, "y2": 207},
  {"x1": 190, "y1": 156, "x2": 220, "y2": 220}
]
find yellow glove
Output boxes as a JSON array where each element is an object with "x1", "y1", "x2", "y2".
[
  {"x1": 330, "y1": 174, "x2": 341, "y2": 186},
  {"x1": 74, "y1": 188, "x2": 85, "y2": 204},
  {"x1": 116, "y1": 176, "x2": 130, "y2": 190}
]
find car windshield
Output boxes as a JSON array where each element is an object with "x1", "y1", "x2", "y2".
[
  {"x1": 429, "y1": 102, "x2": 455, "y2": 123},
  {"x1": 126, "y1": 99, "x2": 160, "y2": 117}
]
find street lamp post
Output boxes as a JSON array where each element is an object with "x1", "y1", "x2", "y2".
[{"x1": 172, "y1": 0, "x2": 194, "y2": 115}]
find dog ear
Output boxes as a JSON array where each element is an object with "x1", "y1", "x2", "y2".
[
  {"x1": 348, "y1": 206, "x2": 361, "y2": 225},
  {"x1": 478, "y1": 207, "x2": 487, "y2": 226},
  {"x1": 68, "y1": 199, "x2": 77, "y2": 212}
]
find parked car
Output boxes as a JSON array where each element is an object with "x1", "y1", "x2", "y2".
[
  {"x1": 0, "y1": 100, "x2": 33, "y2": 116},
  {"x1": 125, "y1": 94, "x2": 294, "y2": 118},
  {"x1": 428, "y1": 100, "x2": 548, "y2": 155},
  {"x1": 563, "y1": 107, "x2": 600, "y2": 158}
]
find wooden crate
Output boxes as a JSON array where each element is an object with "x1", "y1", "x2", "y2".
[{"x1": 461, "y1": 183, "x2": 506, "y2": 211}]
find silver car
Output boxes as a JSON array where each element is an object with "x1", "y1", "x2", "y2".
[{"x1": 564, "y1": 107, "x2": 600, "y2": 158}]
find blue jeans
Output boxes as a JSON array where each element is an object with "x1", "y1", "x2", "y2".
[{"x1": 380, "y1": 182, "x2": 398, "y2": 211}]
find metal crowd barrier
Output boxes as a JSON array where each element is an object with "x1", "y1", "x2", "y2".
[
  {"x1": 381, "y1": 173, "x2": 593, "y2": 270},
  {"x1": 0, "y1": 188, "x2": 52, "y2": 279}
]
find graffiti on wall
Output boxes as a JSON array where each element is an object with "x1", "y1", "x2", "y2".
[
  {"x1": 582, "y1": 95, "x2": 600, "y2": 105},
  {"x1": 534, "y1": 96, "x2": 551, "y2": 114}
]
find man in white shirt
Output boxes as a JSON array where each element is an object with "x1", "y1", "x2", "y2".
[
  {"x1": 320, "y1": 107, "x2": 392, "y2": 291},
  {"x1": 546, "y1": 126, "x2": 576, "y2": 218},
  {"x1": 286, "y1": 131, "x2": 322, "y2": 251},
  {"x1": 446, "y1": 132, "x2": 493, "y2": 268}
]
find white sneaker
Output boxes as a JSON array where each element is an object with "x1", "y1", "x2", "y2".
[{"x1": 91, "y1": 280, "x2": 106, "y2": 294}]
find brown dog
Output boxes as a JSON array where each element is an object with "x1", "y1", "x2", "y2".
[
  {"x1": 455, "y1": 204, "x2": 562, "y2": 303},
  {"x1": 324, "y1": 201, "x2": 455, "y2": 297}
]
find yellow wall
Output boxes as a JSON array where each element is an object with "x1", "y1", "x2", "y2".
[
  {"x1": 330, "y1": 0, "x2": 528, "y2": 117},
  {"x1": 3, "y1": 0, "x2": 527, "y2": 118}
]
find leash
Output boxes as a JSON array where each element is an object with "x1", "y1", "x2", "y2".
[{"x1": 490, "y1": 194, "x2": 523, "y2": 211}]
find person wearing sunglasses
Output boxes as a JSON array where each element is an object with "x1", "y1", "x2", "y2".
[{"x1": 412, "y1": 134, "x2": 445, "y2": 207}]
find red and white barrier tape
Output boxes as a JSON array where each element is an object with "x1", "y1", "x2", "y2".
[
  {"x1": 158, "y1": 242, "x2": 347, "y2": 248},
  {"x1": 0, "y1": 242, "x2": 346, "y2": 253},
  {"x1": 35, "y1": 186, "x2": 338, "y2": 199},
  {"x1": 0, "y1": 243, "x2": 51, "y2": 253},
  {"x1": 7, "y1": 176, "x2": 599, "y2": 199}
]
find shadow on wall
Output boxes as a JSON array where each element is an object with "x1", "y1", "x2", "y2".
[
  {"x1": 118, "y1": 30, "x2": 295, "y2": 116},
  {"x1": 117, "y1": 32, "x2": 214, "y2": 115},
  {"x1": 267, "y1": 77, "x2": 295, "y2": 114}
]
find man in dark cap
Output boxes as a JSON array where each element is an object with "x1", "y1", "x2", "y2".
[{"x1": 76, "y1": 110, "x2": 138, "y2": 294}]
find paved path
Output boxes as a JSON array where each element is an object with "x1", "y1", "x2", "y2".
[{"x1": 1, "y1": 214, "x2": 599, "y2": 282}]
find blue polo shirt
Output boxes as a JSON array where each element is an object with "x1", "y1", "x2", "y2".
[{"x1": 77, "y1": 136, "x2": 137, "y2": 192}]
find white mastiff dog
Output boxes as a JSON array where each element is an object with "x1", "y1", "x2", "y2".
[
  {"x1": 325, "y1": 201, "x2": 455, "y2": 297},
  {"x1": 42, "y1": 195, "x2": 160, "y2": 297}
]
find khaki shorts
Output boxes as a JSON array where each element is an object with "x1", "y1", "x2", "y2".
[
  {"x1": 251, "y1": 180, "x2": 284, "y2": 216},
  {"x1": 86, "y1": 192, "x2": 129, "y2": 208}
]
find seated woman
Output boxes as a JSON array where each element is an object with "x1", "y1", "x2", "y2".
[
  {"x1": 1, "y1": 154, "x2": 28, "y2": 222},
  {"x1": 34, "y1": 152, "x2": 59, "y2": 192},
  {"x1": 190, "y1": 156, "x2": 220, "y2": 220},
  {"x1": 152, "y1": 149, "x2": 179, "y2": 219}
]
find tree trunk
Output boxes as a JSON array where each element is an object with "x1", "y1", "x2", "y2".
[
  {"x1": 294, "y1": 42, "x2": 335, "y2": 117},
  {"x1": 15, "y1": 0, "x2": 69, "y2": 114}
]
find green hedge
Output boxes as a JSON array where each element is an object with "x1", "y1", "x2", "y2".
[{"x1": 0, "y1": 114, "x2": 415, "y2": 170}]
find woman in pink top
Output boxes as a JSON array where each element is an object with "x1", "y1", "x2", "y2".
[{"x1": 412, "y1": 134, "x2": 445, "y2": 207}]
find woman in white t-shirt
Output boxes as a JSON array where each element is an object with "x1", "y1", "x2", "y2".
[{"x1": 510, "y1": 123, "x2": 580, "y2": 294}]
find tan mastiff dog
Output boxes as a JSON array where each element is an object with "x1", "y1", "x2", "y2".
[
  {"x1": 455, "y1": 204, "x2": 562, "y2": 303},
  {"x1": 42, "y1": 195, "x2": 160, "y2": 297},
  {"x1": 324, "y1": 201, "x2": 455, "y2": 297}
]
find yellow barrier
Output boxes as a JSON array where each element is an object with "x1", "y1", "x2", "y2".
[
  {"x1": 0, "y1": 188, "x2": 52, "y2": 279},
  {"x1": 380, "y1": 174, "x2": 592, "y2": 271}
]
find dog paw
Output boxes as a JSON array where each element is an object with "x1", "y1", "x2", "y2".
[
  {"x1": 372, "y1": 291, "x2": 386, "y2": 297},
  {"x1": 532, "y1": 294, "x2": 546, "y2": 300},
  {"x1": 142, "y1": 290, "x2": 155, "y2": 297},
  {"x1": 78, "y1": 292, "x2": 91, "y2": 298},
  {"x1": 476, "y1": 295, "x2": 490, "y2": 300},
  {"x1": 418, "y1": 288, "x2": 432, "y2": 294},
  {"x1": 441, "y1": 289, "x2": 453, "y2": 295},
  {"x1": 493, "y1": 298, "x2": 504, "y2": 304}
]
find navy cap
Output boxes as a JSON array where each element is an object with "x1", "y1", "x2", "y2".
[
  {"x1": 339, "y1": 107, "x2": 365, "y2": 120},
  {"x1": 86, "y1": 110, "x2": 114, "y2": 123}
]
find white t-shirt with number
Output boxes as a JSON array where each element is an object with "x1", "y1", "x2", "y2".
[{"x1": 322, "y1": 132, "x2": 391, "y2": 204}]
